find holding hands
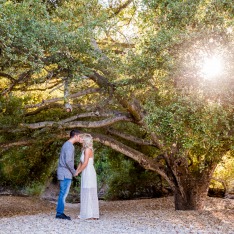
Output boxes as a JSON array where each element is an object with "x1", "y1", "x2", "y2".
[{"x1": 74, "y1": 170, "x2": 79, "y2": 177}]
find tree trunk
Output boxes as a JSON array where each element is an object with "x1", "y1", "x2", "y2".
[
  {"x1": 174, "y1": 173, "x2": 212, "y2": 210},
  {"x1": 174, "y1": 186, "x2": 208, "y2": 210}
]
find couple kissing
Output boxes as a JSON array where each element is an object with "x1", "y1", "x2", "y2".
[{"x1": 55, "y1": 130, "x2": 99, "y2": 221}]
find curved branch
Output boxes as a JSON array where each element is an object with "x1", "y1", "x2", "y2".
[
  {"x1": 150, "y1": 132, "x2": 164, "y2": 149},
  {"x1": 24, "y1": 88, "x2": 101, "y2": 109},
  {"x1": 0, "y1": 140, "x2": 34, "y2": 148},
  {"x1": 1, "y1": 70, "x2": 32, "y2": 96},
  {"x1": 25, "y1": 103, "x2": 64, "y2": 116},
  {"x1": 0, "y1": 131, "x2": 174, "y2": 190},
  {"x1": 92, "y1": 133, "x2": 175, "y2": 190},
  {"x1": 0, "y1": 140, "x2": 35, "y2": 155},
  {"x1": 59, "y1": 111, "x2": 128, "y2": 124},
  {"x1": 109, "y1": 0, "x2": 133, "y2": 18},
  {"x1": 89, "y1": 72, "x2": 144, "y2": 122},
  {"x1": 24, "y1": 81, "x2": 63, "y2": 92},
  {"x1": 89, "y1": 71, "x2": 164, "y2": 150},
  {"x1": 0, "y1": 72, "x2": 15, "y2": 81},
  {"x1": 21, "y1": 114, "x2": 132, "y2": 129},
  {"x1": 107, "y1": 127, "x2": 159, "y2": 147}
]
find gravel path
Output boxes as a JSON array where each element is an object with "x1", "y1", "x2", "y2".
[{"x1": 0, "y1": 196, "x2": 233, "y2": 234}]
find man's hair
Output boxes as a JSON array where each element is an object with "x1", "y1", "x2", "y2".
[{"x1": 70, "y1": 129, "x2": 80, "y2": 138}]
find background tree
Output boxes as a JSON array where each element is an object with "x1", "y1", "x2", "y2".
[{"x1": 0, "y1": 0, "x2": 233, "y2": 210}]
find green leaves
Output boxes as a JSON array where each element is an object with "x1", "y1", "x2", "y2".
[
  {"x1": 0, "y1": 95, "x2": 25, "y2": 127},
  {"x1": 145, "y1": 93, "x2": 232, "y2": 156},
  {"x1": 0, "y1": 0, "x2": 101, "y2": 75}
]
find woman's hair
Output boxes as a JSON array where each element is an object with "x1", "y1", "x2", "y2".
[{"x1": 80, "y1": 134, "x2": 93, "y2": 150}]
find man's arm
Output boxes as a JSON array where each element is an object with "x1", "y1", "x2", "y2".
[{"x1": 65, "y1": 145, "x2": 76, "y2": 176}]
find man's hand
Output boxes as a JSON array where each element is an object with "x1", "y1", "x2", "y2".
[{"x1": 74, "y1": 170, "x2": 79, "y2": 177}]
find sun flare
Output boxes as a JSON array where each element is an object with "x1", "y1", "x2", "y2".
[{"x1": 201, "y1": 56, "x2": 224, "y2": 80}]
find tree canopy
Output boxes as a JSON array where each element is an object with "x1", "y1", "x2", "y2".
[{"x1": 0, "y1": 0, "x2": 233, "y2": 210}]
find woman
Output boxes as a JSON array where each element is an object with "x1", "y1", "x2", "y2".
[{"x1": 75, "y1": 134, "x2": 99, "y2": 220}]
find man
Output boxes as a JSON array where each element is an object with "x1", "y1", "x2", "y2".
[{"x1": 55, "y1": 129, "x2": 81, "y2": 220}]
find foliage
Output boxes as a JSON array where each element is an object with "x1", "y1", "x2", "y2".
[
  {"x1": 0, "y1": 0, "x2": 233, "y2": 209},
  {"x1": 104, "y1": 152, "x2": 165, "y2": 200},
  {"x1": 145, "y1": 92, "x2": 233, "y2": 171},
  {"x1": 211, "y1": 153, "x2": 234, "y2": 193},
  {"x1": 83, "y1": 144, "x2": 165, "y2": 200},
  {"x1": 0, "y1": 139, "x2": 62, "y2": 190}
]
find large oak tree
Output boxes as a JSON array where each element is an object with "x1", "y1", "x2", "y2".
[{"x1": 0, "y1": 0, "x2": 233, "y2": 210}]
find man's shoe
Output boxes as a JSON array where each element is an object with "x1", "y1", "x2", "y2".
[{"x1": 55, "y1": 213, "x2": 71, "y2": 220}]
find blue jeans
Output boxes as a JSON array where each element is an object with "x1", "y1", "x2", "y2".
[{"x1": 56, "y1": 178, "x2": 72, "y2": 215}]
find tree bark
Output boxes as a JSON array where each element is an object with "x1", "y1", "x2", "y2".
[
  {"x1": 173, "y1": 167, "x2": 216, "y2": 210},
  {"x1": 174, "y1": 183, "x2": 208, "y2": 210},
  {"x1": 21, "y1": 114, "x2": 132, "y2": 129},
  {"x1": 24, "y1": 88, "x2": 100, "y2": 109}
]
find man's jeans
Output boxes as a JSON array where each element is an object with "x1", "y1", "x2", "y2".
[{"x1": 56, "y1": 178, "x2": 72, "y2": 215}]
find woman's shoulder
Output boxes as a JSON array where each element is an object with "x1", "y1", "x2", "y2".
[
  {"x1": 84, "y1": 147, "x2": 93, "y2": 152},
  {"x1": 84, "y1": 147, "x2": 93, "y2": 156}
]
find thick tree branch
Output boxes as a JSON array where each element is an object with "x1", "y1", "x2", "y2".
[
  {"x1": 107, "y1": 127, "x2": 159, "y2": 147},
  {"x1": 92, "y1": 133, "x2": 175, "y2": 190},
  {"x1": 24, "y1": 88, "x2": 100, "y2": 109},
  {"x1": 21, "y1": 114, "x2": 132, "y2": 129},
  {"x1": 25, "y1": 103, "x2": 64, "y2": 116},
  {"x1": 0, "y1": 72, "x2": 15, "y2": 81},
  {"x1": 59, "y1": 111, "x2": 129, "y2": 124},
  {"x1": 22, "y1": 80, "x2": 63, "y2": 92},
  {"x1": 89, "y1": 72, "x2": 114, "y2": 90},
  {"x1": 89, "y1": 72, "x2": 144, "y2": 122},
  {"x1": 150, "y1": 133, "x2": 164, "y2": 150},
  {"x1": 0, "y1": 140, "x2": 34, "y2": 148},
  {"x1": 109, "y1": 0, "x2": 133, "y2": 17},
  {"x1": 1, "y1": 70, "x2": 32, "y2": 96},
  {"x1": 0, "y1": 131, "x2": 174, "y2": 189},
  {"x1": 117, "y1": 96, "x2": 145, "y2": 122},
  {"x1": 0, "y1": 140, "x2": 35, "y2": 155}
]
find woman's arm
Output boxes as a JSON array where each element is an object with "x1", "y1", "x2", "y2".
[
  {"x1": 74, "y1": 162, "x2": 81, "y2": 177},
  {"x1": 75, "y1": 148, "x2": 93, "y2": 176},
  {"x1": 77, "y1": 162, "x2": 82, "y2": 171},
  {"x1": 76, "y1": 162, "x2": 82, "y2": 175}
]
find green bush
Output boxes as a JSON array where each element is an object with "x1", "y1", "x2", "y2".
[
  {"x1": 24, "y1": 181, "x2": 46, "y2": 196},
  {"x1": 93, "y1": 145, "x2": 167, "y2": 200},
  {"x1": 210, "y1": 153, "x2": 234, "y2": 193}
]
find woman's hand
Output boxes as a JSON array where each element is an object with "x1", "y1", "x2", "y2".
[{"x1": 76, "y1": 149, "x2": 92, "y2": 175}]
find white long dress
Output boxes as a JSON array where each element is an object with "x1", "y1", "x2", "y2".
[{"x1": 79, "y1": 150, "x2": 99, "y2": 219}]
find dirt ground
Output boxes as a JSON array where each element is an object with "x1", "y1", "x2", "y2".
[
  {"x1": 0, "y1": 195, "x2": 233, "y2": 219},
  {"x1": 0, "y1": 195, "x2": 233, "y2": 233},
  {"x1": 0, "y1": 196, "x2": 55, "y2": 218}
]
